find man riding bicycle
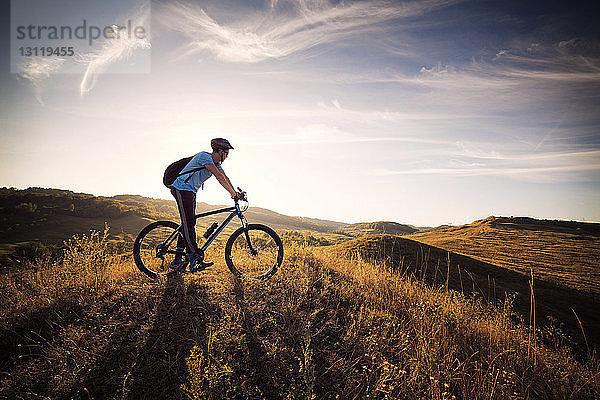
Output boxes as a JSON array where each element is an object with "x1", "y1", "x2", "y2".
[{"x1": 169, "y1": 138, "x2": 240, "y2": 272}]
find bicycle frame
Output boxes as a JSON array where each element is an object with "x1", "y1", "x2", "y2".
[
  {"x1": 160, "y1": 202, "x2": 248, "y2": 258},
  {"x1": 196, "y1": 203, "x2": 247, "y2": 251}
]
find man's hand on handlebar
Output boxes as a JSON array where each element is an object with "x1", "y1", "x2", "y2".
[{"x1": 233, "y1": 188, "x2": 247, "y2": 202}]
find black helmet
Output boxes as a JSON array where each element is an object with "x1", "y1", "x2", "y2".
[{"x1": 211, "y1": 138, "x2": 234, "y2": 151}]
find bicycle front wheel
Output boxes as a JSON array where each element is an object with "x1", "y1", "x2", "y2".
[
  {"x1": 225, "y1": 224, "x2": 283, "y2": 279},
  {"x1": 133, "y1": 221, "x2": 183, "y2": 279}
]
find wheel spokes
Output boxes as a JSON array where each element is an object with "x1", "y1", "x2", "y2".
[
  {"x1": 230, "y1": 229, "x2": 279, "y2": 277},
  {"x1": 138, "y1": 226, "x2": 182, "y2": 275}
]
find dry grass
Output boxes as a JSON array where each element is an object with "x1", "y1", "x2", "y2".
[
  {"x1": 1, "y1": 226, "x2": 133, "y2": 318},
  {"x1": 407, "y1": 217, "x2": 600, "y2": 296},
  {"x1": 0, "y1": 228, "x2": 598, "y2": 399},
  {"x1": 309, "y1": 247, "x2": 599, "y2": 399},
  {"x1": 333, "y1": 233, "x2": 600, "y2": 356}
]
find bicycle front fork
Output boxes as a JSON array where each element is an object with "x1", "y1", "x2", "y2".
[{"x1": 239, "y1": 213, "x2": 258, "y2": 256}]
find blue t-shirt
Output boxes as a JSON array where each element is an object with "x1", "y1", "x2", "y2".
[{"x1": 171, "y1": 151, "x2": 222, "y2": 193}]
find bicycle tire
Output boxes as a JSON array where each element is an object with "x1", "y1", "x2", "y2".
[
  {"x1": 225, "y1": 224, "x2": 283, "y2": 279},
  {"x1": 133, "y1": 220, "x2": 183, "y2": 279}
]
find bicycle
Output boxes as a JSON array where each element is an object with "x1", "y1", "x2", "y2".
[{"x1": 133, "y1": 189, "x2": 283, "y2": 279}]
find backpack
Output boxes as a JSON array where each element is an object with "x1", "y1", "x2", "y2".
[{"x1": 163, "y1": 156, "x2": 206, "y2": 188}]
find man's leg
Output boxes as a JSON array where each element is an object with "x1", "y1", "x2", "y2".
[
  {"x1": 171, "y1": 187, "x2": 200, "y2": 255},
  {"x1": 171, "y1": 188, "x2": 198, "y2": 271},
  {"x1": 170, "y1": 188, "x2": 213, "y2": 271},
  {"x1": 169, "y1": 189, "x2": 185, "y2": 264}
]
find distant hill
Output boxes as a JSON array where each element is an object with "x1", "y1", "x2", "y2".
[
  {"x1": 0, "y1": 188, "x2": 340, "y2": 250},
  {"x1": 335, "y1": 221, "x2": 418, "y2": 237},
  {"x1": 0, "y1": 188, "x2": 174, "y2": 252},
  {"x1": 0, "y1": 187, "x2": 415, "y2": 254},
  {"x1": 406, "y1": 216, "x2": 600, "y2": 296}
]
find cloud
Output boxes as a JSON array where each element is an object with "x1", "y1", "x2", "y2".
[
  {"x1": 517, "y1": 149, "x2": 600, "y2": 161},
  {"x1": 373, "y1": 164, "x2": 600, "y2": 179},
  {"x1": 371, "y1": 143, "x2": 600, "y2": 182},
  {"x1": 235, "y1": 123, "x2": 456, "y2": 147},
  {"x1": 455, "y1": 141, "x2": 505, "y2": 160},
  {"x1": 326, "y1": 38, "x2": 600, "y2": 98},
  {"x1": 454, "y1": 141, "x2": 600, "y2": 164},
  {"x1": 306, "y1": 38, "x2": 598, "y2": 136},
  {"x1": 17, "y1": 57, "x2": 66, "y2": 103},
  {"x1": 78, "y1": 5, "x2": 151, "y2": 95},
  {"x1": 13, "y1": 3, "x2": 151, "y2": 97},
  {"x1": 158, "y1": 0, "x2": 462, "y2": 63}
]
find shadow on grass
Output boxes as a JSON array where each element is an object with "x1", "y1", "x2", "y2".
[
  {"x1": 70, "y1": 273, "x2": 220, "y2": 399},
  {"x1": 230, "y1": 276, "x2": 281, "y2": 399},
  {"x1": 0, "y1": 297, "x2": 85, "y2": 373},
  {"x1": 124, "y1": 274, "x2": 219, "y2": 399}
]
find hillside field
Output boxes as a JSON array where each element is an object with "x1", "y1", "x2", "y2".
[
  {"x1": 1, "y1": 231, "x2": 598, "y2": 399},
  {"x1": 407, "y1": 216, "x2": 600, "y2": 296},
  {"x1": 1, "y1": 188, "x2": 600, "y2": 398}
]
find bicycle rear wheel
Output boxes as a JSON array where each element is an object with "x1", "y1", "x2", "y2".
[
  {"x1": 225, "y1": 224, "x2": 283, "y2": 279},
  {"x1": 133, "y1": 221, "x2": 183, "y2": 279}
]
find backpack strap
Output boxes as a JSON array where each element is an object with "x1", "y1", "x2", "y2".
[{"x1": 179, "y1": 166, "x2": 206, "y2": 183}]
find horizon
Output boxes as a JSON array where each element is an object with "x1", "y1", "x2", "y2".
[
  {"x1": 4, "y1": 184, "x2": 600, "y2": 227},
  {"x1": 1, "y1": 0, "x2": 599, "y2": 227}
]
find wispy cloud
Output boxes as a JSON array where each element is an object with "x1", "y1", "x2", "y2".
[
  {"x1": 227, "y1": 123, "x2": 455, "y2": 146},
  {"x1": 158, "y1": 0, "x2": 462, "y2": 63},
  {"x1": 454, "y1": 144, "x2": 600, "y2": 162},
  {"x1": 374, "y1": 164, "x2": 600, "y2": 178},
  {"x1": 455, "y1": 141, "x2": 505, "y2": 160},
  {"x1": 13, "y1": 3, "x2": 151, "y2": 98},
  {"x1": 78, "y1": 5, "x2": 151, "y2": 95},
  {"x1": 372, "y1": 144, "x2": 600, "y2": 182},
  {"x1": 325, "y1": 38, "x2": 600, "y2": 96},
  {"x1": 492, "y1": 50, "x2": 600, "y2": 83},
  {"x1": 17, "y1": 57, "x2": 65, "y2": 103}
]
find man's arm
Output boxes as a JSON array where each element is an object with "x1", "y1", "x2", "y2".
[
  {"x1": 220, "y1": 169, "x2": 235, "y2": 191},
  {"x1": 204, "y1": 164, "x2": 238, "y2": 198}
]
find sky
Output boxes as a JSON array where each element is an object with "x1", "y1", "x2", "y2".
[{"x1": 0, "y1": 0, "x2": 599, "y2": 227}]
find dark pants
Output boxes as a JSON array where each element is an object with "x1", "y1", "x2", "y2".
[{"x1": 171, "y1": 187, "x2": 200, "y2": 257}]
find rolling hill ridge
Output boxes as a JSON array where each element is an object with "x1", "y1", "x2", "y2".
[
  {"x1": 407, "y1": 216, "x2": 600, "y2": 296},
  {"x1": 336, "y1": 234, "x2": 600, "y2": 350},
  {"x1": 0, "y1": 187, "x2": 365, "y2": 253}
]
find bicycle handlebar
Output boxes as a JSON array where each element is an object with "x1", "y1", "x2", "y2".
[{"x1": 235, "y1": 187, "x2": 248, "y2": 203}]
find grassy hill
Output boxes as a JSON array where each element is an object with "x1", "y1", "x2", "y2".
[
  {"x1": 1, "y1": 190, "x2": 599, "y2": 398},
  {"x1": 0, "y1": 188, "x2": 600, "y2": 399},
  {"x1": 334, "y1": 221, "x2": 419, "y2": 237},
  {"x1": 406, "y1": 216, "x2": 600, "y2": 296},
  {"x1": 0, "y1": 188, "x2": 351, "y2": 255},
  {"x1": 336, "y1": 234, "x2": 600, "y2": 352},
  {"x1": 1, "y1": 232, "x2": 598, "y2": 398}
]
